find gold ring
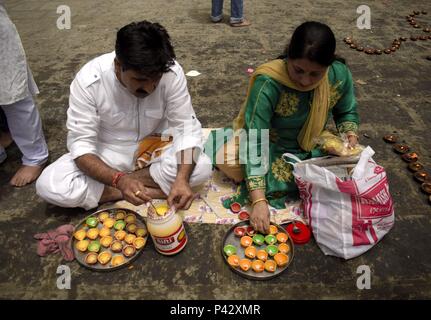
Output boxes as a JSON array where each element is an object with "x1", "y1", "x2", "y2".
[{"x1": 134, "y1": 190, "x2": 141, "y2": 196}]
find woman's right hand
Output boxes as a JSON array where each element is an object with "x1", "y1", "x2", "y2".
[{"x1": 250, "y1": 201, "x2": 270, "y2": 234}]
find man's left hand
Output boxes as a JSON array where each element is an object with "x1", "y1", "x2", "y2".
[{"x1": 167, "y1": 179, "x2": 195, "y2": 210}]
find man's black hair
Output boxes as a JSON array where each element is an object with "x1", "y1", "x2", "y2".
[{"x1": 115, "y1": 21, "x2": 176, "y2": 76}]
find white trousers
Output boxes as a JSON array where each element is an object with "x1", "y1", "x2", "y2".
[
  {"x1": 36, "y1": 147, "x2": 213, "y2": 210},
  {"x1": 0, "y1": 95, "x2": 48, "y2": 166}
]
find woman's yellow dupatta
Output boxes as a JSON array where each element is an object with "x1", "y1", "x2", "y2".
[{"x1": 233, "y1": 59, "x2": 330, "y2": 152}]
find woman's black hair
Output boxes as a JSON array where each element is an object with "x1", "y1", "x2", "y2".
[
  {"x1": 115, "y1": 21, "x2": 176, "y2": 76},
  {"x1": 278, "y1": 21, "x2": 345, "y2": 65}
]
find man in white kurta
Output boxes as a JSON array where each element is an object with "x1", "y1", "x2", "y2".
[{"x1": 36, "y1": 25, "x2": 212, "y2": 210}]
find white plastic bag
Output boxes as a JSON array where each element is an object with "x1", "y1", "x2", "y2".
[{"x1": 284, "y1": 147, "x2": 395, "y2": 259}]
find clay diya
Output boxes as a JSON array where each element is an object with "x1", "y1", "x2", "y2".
[
  {"x1": 124, "y1": 214, "x2": 136, "y2": 224},
  {"x1": 252, "y1": 234, "x2": 265, "y2": 246},
  {"x1": 234, "y1": 226, "x2": 246, "y2": 237},
  {"x1": 133, "y1": 237, "x2": 147, "y2": 250},
  {"x1": 98, "y1": 211, "x2": 110, "y2": 222},
  {"x1": 251, "y1": 260, "x2": 265, "y2": 273},
  {"x1": 383, "y1": 134, "x2": 398, "y2": 143},
  {"x1": 99, "y1": 227, "x2": 111, "y2": 238},
  {"x1": 401, "y1": 152, "x2": 418, "y2": 163},
  {"x1": 97, "y1": 251, "x2": 112, "y2": 265},
  {"x1": 110, "y1": 240, "x2": 123, "y2": 253},
  {"x1": 111, "y1": 255, "x2": 125, "y2": 267},
  {"x1": 244, "y1": 246, "x2": 257, "y2": 259},
  {"x1": 238, "y1": 211, "x2": 249, "y2": 220},
  {"x1": 86, "y1": 216, "x2": 98, "y2": 228},
  {"x1": 408, "y1": 162, "x2": 424, "y2": 172},
  {"x1": 114, "y1": 230, "x2": 127, "y2": 241},
  {"x1": 86, "y1": 228, "x2": 99, "y2": 240},
  {"x1": 264, "y1": 234, "x2": 277, "y2": 245},
  {"x1": 344, "y1": 37, "x2": 353, "y2": 44},
  {"x1": 393, "y1": 144, "x2": 410, "y2": 154},
  {"x1": 223, "y1": 244, "x2": 237, "y2": 256},
  {"x1": 239, "y1": 258, "x2": 252, "y2": 271},
  {"x1": 421, "y1": 182, "x2": 431, "y2": 195},
  {"x1": 414, "y1": 171, "x2": 430, "y2": 183},
  {"x1": 227, "y1": 255, "x2": 240, "y2": 267},
  {"x1": 85, "y1": 252, "x2": 98, "y2": 265},
  {"x1": 74, "y1": 229, "x2": 87, "y2": 241},
  {"x1": 246, "y1": 226, "x2": 256, "y2": 236},
  {"x1": 278, "y1": 243, "x2": 290, "y2": 254},
  {"x1": 88, "y1": 241, "x2": 101, "y2": 253},
  {"x1": 384, "y1": 49, "x2": 392, "y2": 54},
  {"x1": 274, "y1": 253, "x2": 289, "y2": 267},
  {"x1": 269, "y1": 225, "x2": 278, "y2": 235},
  {"x1": 265, "y1": 245, "x2": 279, "y2": 256},
  {"x1": 264, "y1": 260, "x2": 277, "y2": 273},
  {"x1": 230, "y1": 202, "x2": 241, "y2": 214},
  {"x1": 256, "y1": 249, "x2": 268, "y2": 262},
  {"x1": 123, "y1": 245, "x2": 136, "y2": 257},
  {"x1": 115, "y1": 210, "x2": 126, "y2": 220},
  {"x1": 75, "y1": 240, "x2": 89, "y2": 252},
  {"x1": 124, "y1": 234, "x2": 136, "y2": 245},
  {"x1": 276, "y1": 232, "x2": 288, "y2": 243},
  {"x1": 114, "y1": 220, "x2": 126, "y2": 231},
  {"x1": 126, "y1": 223, "x2": 138, "y2": 234},
  {"x1": 240, "y1": 236, "x2": 253, "y2": 247},
  {"x1": 135, "y1": 227, "x2": 147, "y2": 238},
  {"x1": 100, "y1": 236, "x2": 113, "y2": 248},
  {"x1": 103, "y1": 218, "x2": 115, "y2": 229}
]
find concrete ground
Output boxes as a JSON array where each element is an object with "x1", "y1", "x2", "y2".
[{"x1": 0, "y1": 0, "x2": 430, "y2": 299}]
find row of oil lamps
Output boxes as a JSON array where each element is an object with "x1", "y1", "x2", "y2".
[
  {"x1": 344, "y1": 9, "x2": 430, "y2": 55},
  {"x1": 383, "y1": 134, "x2": 431, "y2": 204}
]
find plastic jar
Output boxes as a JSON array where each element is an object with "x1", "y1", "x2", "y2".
[{"x1": 146, "y1": 201, "x2": 187, "y2": 255}]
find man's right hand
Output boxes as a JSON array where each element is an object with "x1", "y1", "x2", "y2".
[
  {"x1": 116, "y1": 174, "x2": 152, "y2": 206},
  {"x1": 250, "y1": 201, "x2": 270, "y2": 234}
]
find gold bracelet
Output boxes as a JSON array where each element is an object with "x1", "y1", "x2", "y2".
[{"x1": 251, "y1": 198, "x2": 268, "y2": 207}]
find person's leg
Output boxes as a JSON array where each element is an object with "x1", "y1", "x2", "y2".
[
  {"x1": 36, "y1": 153, "x2": 105, "y2": 210},
  {"x1": 211, "y1": 0, "x2": 224, "y2": 22},
  {"x1": 2, "y1": 95, "x2": 49, "y2": 186},
  {"x1": 149, "y1": 147, "x2": 213, "y2": 197},
  {"x1": 230, "y1": 0, "x2": 251, "y2": 26}
]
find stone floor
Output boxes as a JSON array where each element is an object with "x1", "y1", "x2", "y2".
[{"x1": 0, "y1": 0, "x2": 430, "y2": 299}]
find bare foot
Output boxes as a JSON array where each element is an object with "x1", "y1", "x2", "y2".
[
  {"x1": 99, "y1": 185, "x2": 123, "y2": 204},
  {"x1": 10, "y1": 164, "x2": 44, "y2": 187},
  {"x1": 0, "y1": 131, "x2": 13, "y2": 148},
  {"x1": 230, "y1": 19, "x2": 251, "y2": 27}
]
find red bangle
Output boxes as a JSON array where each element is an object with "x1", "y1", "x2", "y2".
[{"x1": 112, "y1": 172, "x2": 126, "y2": 188}]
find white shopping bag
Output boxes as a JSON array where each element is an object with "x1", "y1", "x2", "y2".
[{"x1": 284, "y1": 147, "x2": 395, "y2": 259}]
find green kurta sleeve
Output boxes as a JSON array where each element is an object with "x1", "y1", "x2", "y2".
[
  {"x1": 329, "y1": 61, "x2": 360, "y2": 134},
  {"x1": 241, "y1": 75, "x2": 281, "y2": 192}
]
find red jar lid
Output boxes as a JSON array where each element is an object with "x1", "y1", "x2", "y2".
[
  {"x1": 285, "y1": 222, "x2": 311, "y2": 245},
  {"x1": 230, "y1": 202, "x2": 241, "y2": 213}
]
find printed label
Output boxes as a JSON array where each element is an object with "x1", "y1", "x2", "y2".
[{"x1": 150, "y1": 223, "x2": 187, "y2": 255}]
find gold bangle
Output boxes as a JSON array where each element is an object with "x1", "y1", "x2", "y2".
[{"x1": 251, "y1": 198, "x2": 268, "y2": 207}]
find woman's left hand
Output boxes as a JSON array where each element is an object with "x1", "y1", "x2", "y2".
[{"x1": 347, "y1": 133, "x2": 358, "y2": 149}]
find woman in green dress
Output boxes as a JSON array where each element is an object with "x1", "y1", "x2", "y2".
[{"x1": 207, "y1": 21, "x2": 359, "y2": 233}]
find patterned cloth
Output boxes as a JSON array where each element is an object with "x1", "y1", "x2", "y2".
[{"x1": 99, "y1": 169, "x2": 304, "y2": 225}]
